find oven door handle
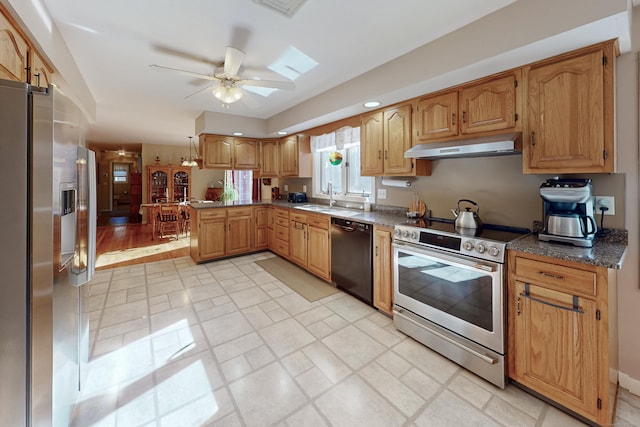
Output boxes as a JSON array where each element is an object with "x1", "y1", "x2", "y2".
[{"x1": 393, "y1": 308, "x2": 499, "y2": 365}]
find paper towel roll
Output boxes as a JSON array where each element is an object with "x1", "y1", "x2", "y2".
[{"x1": 381, "y1": 179, "x2": 411, "y2": 187}]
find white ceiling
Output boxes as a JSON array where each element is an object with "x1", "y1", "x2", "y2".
[{"x1": 37, "y1": 0, "x2": 632, "y2": 148}]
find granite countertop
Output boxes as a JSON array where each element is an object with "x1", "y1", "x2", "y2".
[
  {"x1": 190, "y1": 200, "x2": 628, "y2": 269},
  {"x1": 507, "y1": 230, "x2": 628, "y2": 270},
  {"x1": 189, "y1": 200, "x2": 408, "y2": 228}
]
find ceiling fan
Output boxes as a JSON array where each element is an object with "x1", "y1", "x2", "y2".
[{"x1": 150, "y1": 46, "x2": 295, "y2": 106}]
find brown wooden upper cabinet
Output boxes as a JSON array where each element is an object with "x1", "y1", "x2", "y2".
[
  {"x1": 414, "y1": 71, "x2": 520, "y2": 144},
  {"x1": 0, "y1": 9, "x2": 28, "y2": 83},
  {"x1": 522, "y1": 40, "x2": 616, "y2": 174},
  {"x1": 279, "y1": 134, "x2": 311, "y2": 177},
  {"x1": 0, "y1": 5, "x2": 53, "y2": 87},
  {"x1": 360, "y1": 103, "x2": 431, "y2": 176},
  {"x1": 279, "y1": 135, "x2": 299, "y2": 177},
  {"x1": 260, "y1": 139, "x2": 279, "y2": 177},
  {"x1": 413, "y1": 90, "x2": 459, "y2": 143},
  {"x1": 199, "y1": 134, "x2": 259, "y2": 170}
]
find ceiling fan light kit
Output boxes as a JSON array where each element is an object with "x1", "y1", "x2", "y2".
[{"x1": 212, "y1": 83, "x2": 243, "y2": 105}]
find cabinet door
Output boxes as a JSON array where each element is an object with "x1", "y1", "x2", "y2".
[
  {"x1": 289, "y1": 220, "x2": 307, "y2": 267},
  {"x1": 510, "y1": 280, "x2": 599, "y2": 420},
  {"x1": 524, "y1": 48, "x2": 612, "y2": 173},
  {"x1": 147, "y1": 166, "x2": 171, "y2": 203},
  {"x1": 279, "y1": 135, "x2": 299, "y2": 177},
  {"x1": 373, "y1": 227, "x2": 393, "y2": 315},
  {"x1": 199, "y1": 218, "x2": 226, "y2": 259},
  {"x1": 360, "y1": 111, "x2": 384, "y2": 176},
  {"x1": 414, "y1": 91, "x2": 459, "y2": 143},
  {"x1": 260, "y1": 139, "x2": 279, "y2": 177},
  {"x1": 227, "y1": 213, "x2": 252, "y2": 255},
  {"x1": 460, "y1": 74, "x2": 517, "y2": 135},
  {"x1": 383, "y1": 103, "x2": 414, "y2": 175},
  {"x1": 254, "y1": 207, "x2": 269, "y2": 250},
  {"x1": 0, "y1": 10, "x2": 28, "y2": 82},
  {"x1": 234, "y1": 138, "x2": 260, "y2": 169},
  {"x1": 201, "y1": 134, "x2": 233, "y2": 168},
  {"x1": 172, "y1": 168, "x2": 190, "y2": 202},
  {"x1": 307, "y1": 225, "x2": 330, "y2": 281},
  {"x1": 30, "y1": 50, "x2": 52, "y2": 88}
]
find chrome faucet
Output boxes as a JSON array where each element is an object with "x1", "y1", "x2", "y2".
[{"x1": 327, "y1": 182, "x2": 336, "y2": 207}]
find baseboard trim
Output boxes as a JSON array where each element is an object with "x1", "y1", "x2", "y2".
[{"x1": 619, "y1": 372, "x2": 640, "y2": 397}]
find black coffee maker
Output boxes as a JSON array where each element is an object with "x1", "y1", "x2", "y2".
[{"x1": 539, "y1": 178, "x2": 597, "y2": 247}]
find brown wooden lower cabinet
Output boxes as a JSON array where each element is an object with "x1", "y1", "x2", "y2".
[
  {"x1": 373, "y1": 226, "x2": 393, "y2": 315},
  {"x1": 306, "y1": 214, "x2": 330, "y2": 282},
  {"x1": 507, "y1": 250, "x2": 617, "y2": 426},
  {"x1": 254, "y1": 207, "x2": 269, "y2": 250}
]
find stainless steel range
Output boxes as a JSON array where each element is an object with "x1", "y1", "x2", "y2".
[{"x1": 392, "y1": 218, "x2": 529, "y2": 388}]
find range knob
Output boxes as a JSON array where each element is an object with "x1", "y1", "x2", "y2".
[
  {"x1": 475, "y1": 243, "x2": 486, "y2": 253},
  {"x1": 462, "y1": 241, "x2": 474, "y2": 251},
  {"x1": 410, "y1": 231, "x2": 418, "y2": 240},
  {"x1": 488, "y1": 246, "x2": 500, "y2": 257},
  {"x1": 394, "y1": 229, "x2": 402, "y2": 237},
  {"x1": 402, "y1": 230, "x2": 410, "y2": 238}
]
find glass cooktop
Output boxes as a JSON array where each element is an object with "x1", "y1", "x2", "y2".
[{"x1": 401, "y1": 217, "x2": 531, "y2": 244}]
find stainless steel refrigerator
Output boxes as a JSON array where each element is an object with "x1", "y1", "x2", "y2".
[{"x1": 0, "y1": 79, "x2": 96, "y2": 427}]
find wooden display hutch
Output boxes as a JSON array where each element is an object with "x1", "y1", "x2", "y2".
[{"x1": 147, "y1": 165, "x2": 191, "y2": 203}]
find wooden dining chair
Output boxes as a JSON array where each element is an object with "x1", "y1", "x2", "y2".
[
  {"x1": 157, "y1": 205, "x2": 179, "y2": 240},
  {"x1": 180, "y1": 208, "x2": 191, "y2": 237}
]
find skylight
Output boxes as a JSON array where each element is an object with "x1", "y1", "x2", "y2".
[{"x1": 268, "y1": 46, "x2": 318, "y2": 81}]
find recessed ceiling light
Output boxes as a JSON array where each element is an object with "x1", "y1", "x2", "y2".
[
  {"x1": 363, "y1": 101, "x2": 381, "y2": 108},
  {"x1": 277, "y1": 131, "x2": 288, "y2": 135},
  {"x1": 233, "y1": 132, "x2": 243, "y2": 136}
]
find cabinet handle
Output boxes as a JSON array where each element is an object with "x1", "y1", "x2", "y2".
[
  {"x1": 520, "y1": 283, "x2": 583, "y2": 314},
  {"x1": 451, "y1": 113, "x2": 455, "y2": 126},
  {"x1": 538, "y1": 271, "x2": 564, "y2": 280},
  {"x1": 378, "y1": 150, "x2": 381, "y2": 160},
  {"x1": 530, "y1": 131, "x2": 535, "y2": 146},
  {"x1": 516, "y1": 297, "x2": 521, "y2": 316},
  {"x1": 462, "y1": 111, "x2": 466, "y2": 123},
  {"x1": 384, "y1": 150, "x2": 388, "y2": 160},
  {"x1": 375, "y1": 245, "x2": 379, "y2": 256},
  {"x1": 519, "y1": 292, "x2": 583, "y2": 314}
]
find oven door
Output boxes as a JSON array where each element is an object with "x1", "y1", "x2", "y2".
[{"x1": 393, "y1": 241, "x2": 504, "y2": 354}]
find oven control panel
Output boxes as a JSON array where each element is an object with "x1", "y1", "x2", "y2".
[{"x1": 394, "y1": 225, "x2": 505, "y2": 263}]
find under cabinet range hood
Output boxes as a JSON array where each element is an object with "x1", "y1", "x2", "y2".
[{"x1": 405, "y1": 132, "x2": 522, "y2": 159}]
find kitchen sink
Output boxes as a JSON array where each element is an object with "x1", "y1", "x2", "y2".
[{"x1": 295, "y1": 204, "x2": 362, "y2": 218}]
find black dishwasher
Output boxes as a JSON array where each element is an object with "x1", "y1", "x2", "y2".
[{"x1": 331, "y1": 217, "x2": 373, "y2": 305}]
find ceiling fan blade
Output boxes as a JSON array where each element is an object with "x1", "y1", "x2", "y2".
[
  {"x1": 184, "y1": 84, "x2": 214, "y2": 100},
  {"x1": 238, "y1": 78, "x2": 295, "y2": 90},
  {"x1": 149, "y1": 64, "x2": 216, "y2": 81},
  {"x1": 151, "y1": 44, "x2": 221, "y2": 67},
  {"x1": 223, "y1": 46, "x2": 245, "y2": 77}
]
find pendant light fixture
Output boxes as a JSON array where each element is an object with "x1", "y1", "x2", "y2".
[{"x1": 181, "y1": 136, "x2": 199, "y2": 167}]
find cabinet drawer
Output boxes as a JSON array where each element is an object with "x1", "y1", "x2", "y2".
[
  {"x1": 275, "y1": 224, "x2": 289, "y2": 241},
  {"x1": 275, "y1": 216, "x2": 289, "y2": 227},
  {"x1": 290, "y1": 212, "x2": 307, "y2": 223},
  {"x1": 227, "y1": 207, "x2": 252, "y2": 217},
  {"x1": 307, "y1": 214, "x2": 329, "y2": 229},
  {"x1": 199, "y1": 209, "x2": 226, "y2": 220},
  {"x1": 274, "y1": 238, "x2": 289, "y2": 257},
  {"x1": 274, "y1": 208, "x2": 290, "y2": 219},
  {"x1": 513, "y1": 256, "x2": 596, "y2": 296}
]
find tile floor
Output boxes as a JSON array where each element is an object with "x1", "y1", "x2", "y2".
[{"x1": 71, "y1": 253, "x2": 640, "y2": 427}]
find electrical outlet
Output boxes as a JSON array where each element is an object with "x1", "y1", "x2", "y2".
[
  {"x1": 303, "y1": 185, "x2": 307, "y2": 193},
  {"x1": 377, "y1": 189, "x2": 387, "y2": 199},
  {"x1": 284, "y1": 184, "x2": 289, "y2": 191},
  {"x1": 595, "y1": 196, "x2": 615, "y2": 215}
]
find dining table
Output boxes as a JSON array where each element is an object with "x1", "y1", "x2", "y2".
[{"x1": 138, "y1": 202, "x2": 188, "y2": 240}]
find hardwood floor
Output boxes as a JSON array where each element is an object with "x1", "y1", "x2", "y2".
[{"x1": 95, "y1": 216, "x2": 189, "y2": 270}]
